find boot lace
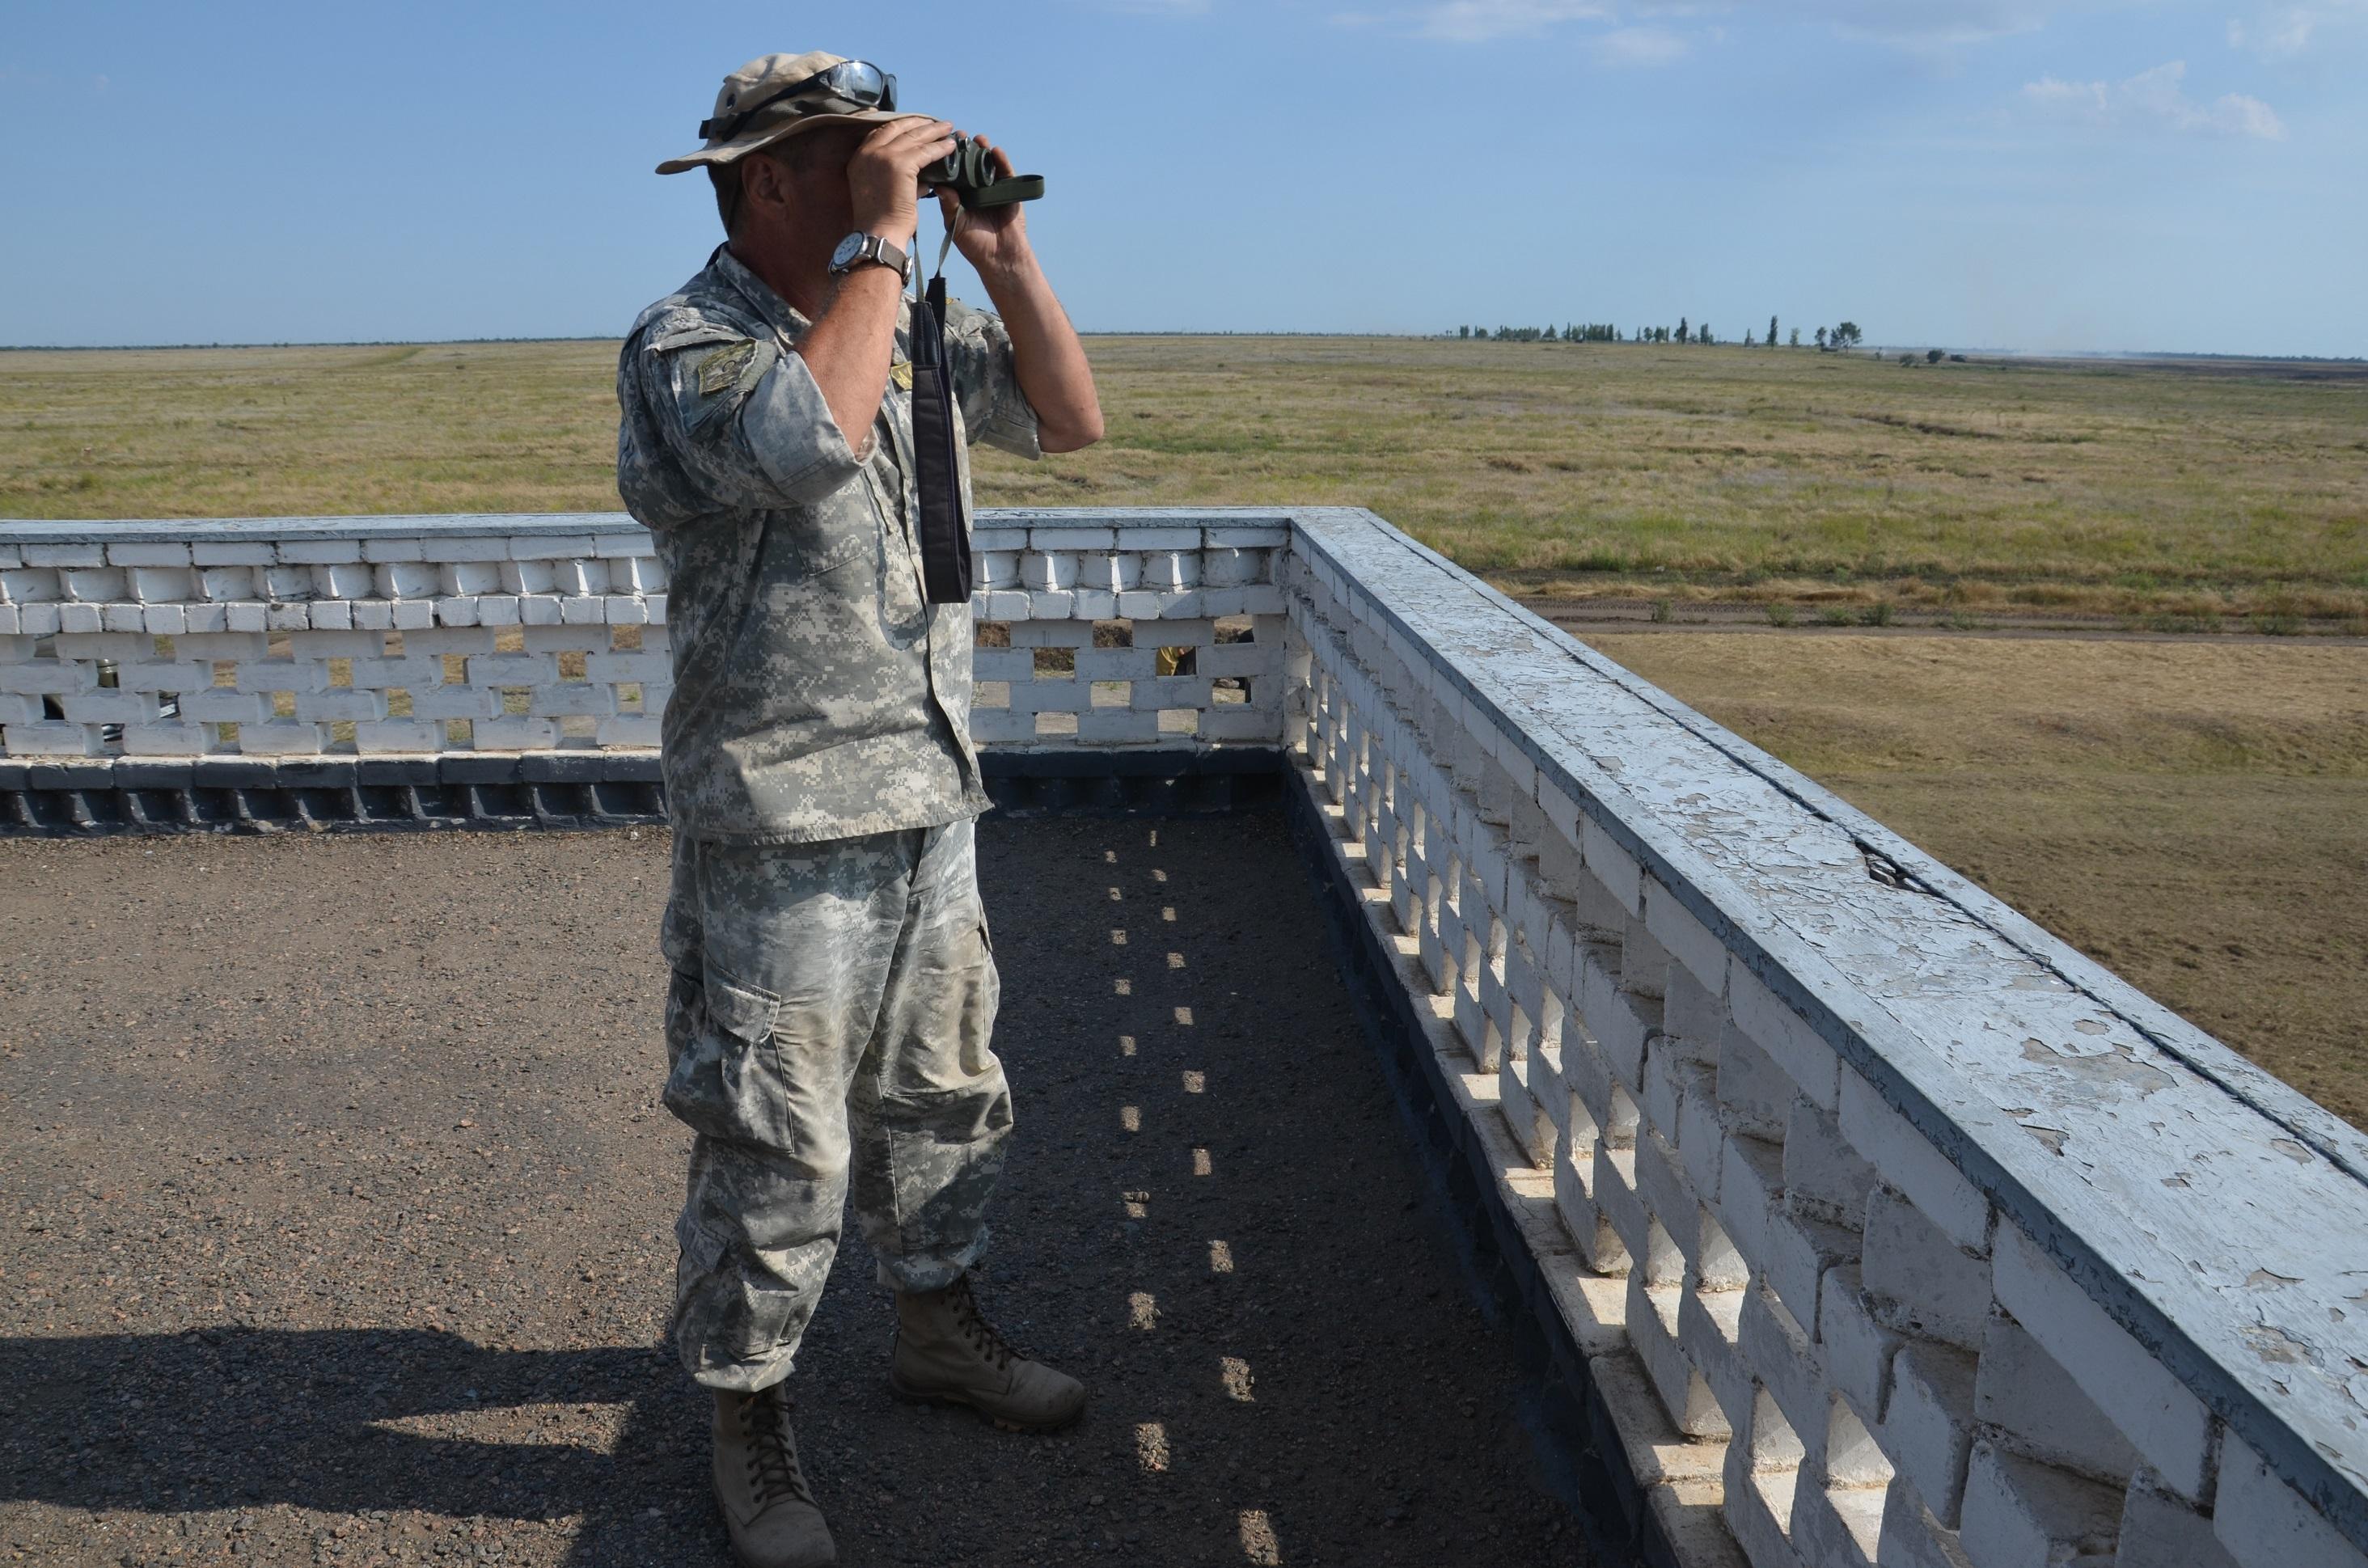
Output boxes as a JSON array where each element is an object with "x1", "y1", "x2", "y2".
[
  {"x1": 948, "y1": 1274, "x2": 1022, "y2": 1375},
  {"x1": 738, "y1": 1388, "x2": 816, "y2": 1509}
]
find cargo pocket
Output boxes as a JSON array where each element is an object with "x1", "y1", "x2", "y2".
[{"x1": 660, "y1": 967, "x2": 793, "y2": 1147}]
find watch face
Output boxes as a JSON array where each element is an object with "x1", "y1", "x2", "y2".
[{"x1": 830, "y1": 234, "x2": 867, "y2": 271}]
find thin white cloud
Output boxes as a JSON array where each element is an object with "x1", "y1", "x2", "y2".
[
  {"x1": 1596, "y1": 23, "x2": 1693, "y2": 61},
  {"x1": 1412, "y1": 0, "x2": 1613, "y2": 41},
  {"x1": 2227, "y1": 1, "x2": 2367, "y2": 57},
  {"x1": 2023, "y1": 61, "x2": 2286, "y2": 138}
]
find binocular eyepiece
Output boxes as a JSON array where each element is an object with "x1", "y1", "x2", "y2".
[{"x1": 921, "y1": 136, "x2": 1045, "y2": 210}]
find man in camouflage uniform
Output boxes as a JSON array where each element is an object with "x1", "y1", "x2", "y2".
[{"x1": 615, "y1": 50, "x2": 1105, "y2": 1568}]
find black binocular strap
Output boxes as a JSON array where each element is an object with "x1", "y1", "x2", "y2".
[{"x1": 909, "y1": 274, "x2": 973, "y2": 606}]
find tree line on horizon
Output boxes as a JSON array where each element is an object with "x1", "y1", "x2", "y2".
[{"x1": 1453, "y1": 318, "x2": 1865, "y2": 350}]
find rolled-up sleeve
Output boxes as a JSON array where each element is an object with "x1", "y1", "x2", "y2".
[
  {"x1": 941, "y1": 298, "x2": 1042, "y2": 461},
  {"x1": 635, "y1": 313, "x2": 868, "y2": 510}
]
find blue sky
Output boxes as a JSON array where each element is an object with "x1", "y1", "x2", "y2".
[{"x1": 2, "y1": 0, "x2": 2362, "y2": 355}]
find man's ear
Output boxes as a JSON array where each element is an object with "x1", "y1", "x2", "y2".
[{"x1": 738, "y1": 154, "x2": 789, "y2": 226}]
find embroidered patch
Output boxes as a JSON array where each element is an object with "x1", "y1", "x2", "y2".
[
  {"x1": 890, "y1": 360, "x2": 914, "y2": 391},
  {"x1": 695, "y1": 340, "x2": 758, "y2": 396}
]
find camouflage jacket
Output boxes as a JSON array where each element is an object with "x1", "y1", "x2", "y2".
[{"x1": 615, "y1": 247, "x2": 1040, "y2": 844}]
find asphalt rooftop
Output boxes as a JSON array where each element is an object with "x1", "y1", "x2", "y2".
[{"x1": 0, "y1": 813, "x2": 1582, "y2": 1566}]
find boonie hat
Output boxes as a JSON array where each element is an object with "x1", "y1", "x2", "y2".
[{"x1": 656, "y1": 51, "x2": 922, "y2": 175}]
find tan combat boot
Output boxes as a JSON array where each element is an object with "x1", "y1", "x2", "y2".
[
  {"x1": 711, "y1": 1383, "x2": 835, "y2": 1568},
  {"x1": 889, "y1": 1274, "x2": 1089, "y2": 1431}
]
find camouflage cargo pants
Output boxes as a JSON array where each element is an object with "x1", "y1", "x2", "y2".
[{"x1": 659, "y1": 818, "x2": 1010, "y2": 1392}]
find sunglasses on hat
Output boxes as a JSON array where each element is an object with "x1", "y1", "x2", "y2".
[{"x1": 699, "y1": 59, "x2": 899, "y2": 144}]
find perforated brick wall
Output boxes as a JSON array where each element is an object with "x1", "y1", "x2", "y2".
[
  {"x1": 1279, "y1": 508, "x2": 2368, "y2": 1568},
  {"x1": 0, "y1": 514, "x2": 1288, "y2": 762}
]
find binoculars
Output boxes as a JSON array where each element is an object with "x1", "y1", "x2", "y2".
[{"x1": 921, "y1": 137, "x2": 1045, "y2": 209}]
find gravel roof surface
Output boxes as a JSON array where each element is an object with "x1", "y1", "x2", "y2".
[{"x1": 0, "y1": 813, "x2": 1584, "y2": 1566}]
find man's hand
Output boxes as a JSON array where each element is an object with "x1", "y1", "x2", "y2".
[
  {"x1": 848, "y1": 117, "x2": 959, "y2": 243},
  {"x1": 936, "y1": 136, "x2": 1031, "y2": 278},
  {"x1": 938, "y1": 134, "x2": 1104, "y2": 454}
]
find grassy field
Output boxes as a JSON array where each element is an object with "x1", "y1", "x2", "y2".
[
  {"x1": 3, "y1": 336, "x2": 2364, "y2": 622},
  {"x1": 2, "y1": 337, "x2": 2362, "y2": 1122},
  {"x1": 1587, "y1": 633, "x2": 2368, "y2": 1126}
]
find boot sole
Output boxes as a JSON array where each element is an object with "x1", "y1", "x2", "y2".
[{"x1": 886, "y1": 1371, "x2": 1086, "y2": 1434}]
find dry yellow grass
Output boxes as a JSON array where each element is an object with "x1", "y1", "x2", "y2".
[
  {"x1": 3, "y1": 336, "x2": 2363, "y2": 620},
  {"x1": 1584, "y1": 632, "x2": 2368, "y2": 1126}
]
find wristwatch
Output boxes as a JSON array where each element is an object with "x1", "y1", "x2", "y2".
[{"x1": 828, "y1": 232, "x2": 912, "y2": 283}]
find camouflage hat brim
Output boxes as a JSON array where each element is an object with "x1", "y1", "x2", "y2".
[{"x1": 654, "y1": 108, "x2": 922, "y2": 175}]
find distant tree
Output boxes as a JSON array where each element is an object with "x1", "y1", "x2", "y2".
[
  {"x1": 1700, "y1": 323, "x2": 1713, "y2": 344},
  {"x1": 1815, "y1": 326, "x2": 1829, "y2": 349},
  {"x1": 1897, "y1": 353, "x2": 1917, "y2": 366},
  {"x1": 1677, "y1": 317, "x2": 1689, "y2": 343},
  {"x1": 1458, "y1": 325, "x2": 1470, "y2": 339},
  {"x1": 1745, "y1": 331, "x2": 1756, "y2": 346},
  {"x1": 1926, "y1": 348, "x2": 1945, "y2": 364},
  {"x1": 1769, "y1": 314, "x2": 1779, "y2": 349},
  {"x1": 1789, "y1": 328, "x2": 1801, "y2": 348},
  {"x1": 1833, "y1": 321, "x2": 1863, "y2": 349}
]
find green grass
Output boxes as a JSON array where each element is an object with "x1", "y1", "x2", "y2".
[{"x1": 2, "y1": 336, "x2": 2364, "y2": 619}]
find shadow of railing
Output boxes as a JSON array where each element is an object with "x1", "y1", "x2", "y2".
[{"x1": 0, "y1": 1328, "x2": 707, "y2": 1563}]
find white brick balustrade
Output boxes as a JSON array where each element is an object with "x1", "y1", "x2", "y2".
[
  {"x1": 0, "y1": 512, "x2": 1288, "y2": 761},
  {"x1": 4, "y1": 505, "x2": 2362, "y2": 1568},
  {"x1": 1277, "y1": 508, "x2": 2368, "y2": 1568}
]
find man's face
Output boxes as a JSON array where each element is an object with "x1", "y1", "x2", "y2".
[{"x1": 773, "y1": 124, "x2": 869, "y2": 237}]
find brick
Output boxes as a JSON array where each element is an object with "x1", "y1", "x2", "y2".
[
  {"x1": 1884, "y1": 1339, "x2": 1981, "y2": 1527},
  {"x1": 1662, "y1": 962, "x2": 1723, "y2": 1052},
  {"x1": 1862, "y1": 1186, "x2": 1991, "y2": 1350},
  {"x1": 0, "y1": 662, "x2": 95, "y2": 695},
  {"x1": 235, "y1": 721, "x2": 328, "y2": 756},
  {"x1": 60, "y1": 691, "x2": 163, "y2": 725},
  {"x1": 120, "y1": 725, "x2": 215, "y2": 762},
  {"x1": 2214, "y1": 1431, "x2": 2367, "y2": 1568},
  {"x1": 1761, "y1": 1206, "x2": 1858, "y2": 1339},
  {"x1": 1783, "y1": 1099, "x2": 1879, "y2": 1231},
  {"x1": 293, "y1": 689, "x2": 387, "y2": 722},
  {"x1": 2, "y1": 721, "x2": 99, "y2": 755},
  {"x1": 354, "y1": 720, "x2": 441, "y2": 754},
  {"x1": 1727, "y1": 960, "x2": 1841, "y2": 1110},
  {"x1": 1644, "y1": 877, "x2": 1726, "y2": 990},
  {"x1": 278, "y1": 539, "x2": 364, "y2": 564},
  {"x1": 596, "y1": 715, "x2": 662, "y2": 747},
  {"x1": 104, "y1": 541, "x2": 192, "y2": 566},
  {"x1": 1791, "y1": 1478, "x2": 1883, "y2": 1568},
  {"x1": 1837, "y1": 1069, "x2": 1990, "y2": 1252},
  {"x1": 1737, "y1": 1284, "x2": 1825, "y2": 1451},
  {"x1": 1715, "y1": 1133, "x2": 1782, "y2": 1271},
  {"x1": 527, "y1": 684, "x2": 615, "y2": 717},
  {"x1": 1878, "y1": 1478, "x2": 1979, "y2": 1568},
  {"x1": 471, "y1": 716, "x2": 556, "y2": 751},
  {"x1": 584, "y1": 653, "x2": 670, "y2": 684},
  {"x1": 1957, "y1": 1443, "x2": 2124, "y2": 1568},
  {"x1": 467, "y1": 653, "x2": 555, "y2": 686},
  {"x1": 1974, "y1": 1314, "x2": 2138, "y2": 1484},
  {"x1": 1715, "y1": 1021, "x2": 1795, "y2": 1140},
  {"x1": 2121, "y1": 1464, "x2": 2239, "y2": 1568},
  {"x1": 1580, "y1": 817, "x2": 1643, "y2": 915},
  {"x1": 408, "y1": 686, "x2": 499, "y2": 720},
  {"x1": 191, "y1": 540, "x2": 276, "y2": 565},
  {"x1": 1990, "y1": 1222, "x2": 2215, "y2": 1501},
  {"x1": 176, "y1": 689, "x2": 268, "y2": 723},
  {"x1": 23, "y1": 543, "x2": 105, "y2": 567}
]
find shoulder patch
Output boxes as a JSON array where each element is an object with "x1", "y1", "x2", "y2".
[{"x1": 696, "y1": 340, "x2": 759, "y2": 396}]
